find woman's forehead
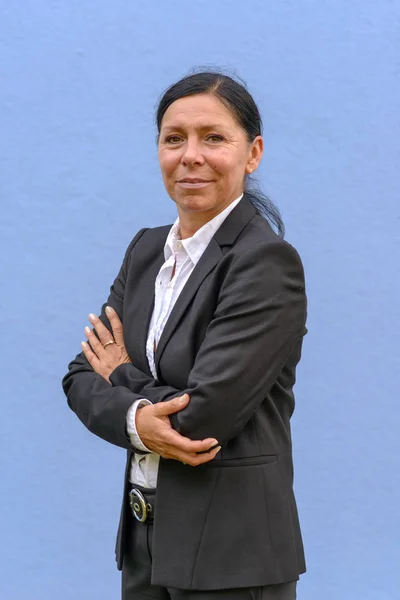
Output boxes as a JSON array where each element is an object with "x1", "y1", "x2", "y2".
[{"x1": 160, "y1": 94, "x2": 237, "y2": 128}]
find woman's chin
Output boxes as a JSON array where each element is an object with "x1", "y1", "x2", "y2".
[{"x1": 174, "y1": 192, "x2": 215, "y2": 213}]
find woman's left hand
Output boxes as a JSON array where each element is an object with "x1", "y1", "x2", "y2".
[{"x1": 81, "y1": 306, "x2": 131, "y2": 383}]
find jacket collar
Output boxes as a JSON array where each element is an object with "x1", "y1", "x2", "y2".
[{"x1": 213, "y1": 193, "x2": 256, "y2": 247}]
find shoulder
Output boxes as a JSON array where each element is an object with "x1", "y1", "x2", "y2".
[
  {"x1": 126, "y1": 224, "x2": 171, "y2": 249},
  {"x1": 123, "y1": 224, "x2": 171, "y2": 261},
  {"x1": 216, "y1": 215, "x2": 306, "y2": 325},
  {"x1": 230, "y1": 213, "x2": 304, "y2": 275},
  {"x1": 213, "y1": 213, "x2": 306, "y2": 305}
]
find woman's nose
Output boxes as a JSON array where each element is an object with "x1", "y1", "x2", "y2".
[{"x1": 181, "y1": 139, "x2": 205, "y2": 166}]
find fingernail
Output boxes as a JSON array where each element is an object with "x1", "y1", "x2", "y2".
[
  {"x1": 105, "y1": 306, "x2": 112, "y2": 315},
  {"x1": 209, "y1": 440, "x2": 219, "y2": 449},
  {"x1": 81, "y1": 341, "x2": 87, "y2": 347},
  {"x1": 84, "y1": 326, "x2": 91, "y2": 334},
  {"x1": 179, "y1": 395, "x2": 188, "y2": 405},
  {"x1": 214, "y1": 446, "x2": 222, "y2": 453},
  {"x1": 88, "y1": 313, "x2": 96, "y2": 321}
]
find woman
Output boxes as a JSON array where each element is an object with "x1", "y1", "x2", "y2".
[{"x1": 62, "y1": 71, "x2": 307, "y2": 600}]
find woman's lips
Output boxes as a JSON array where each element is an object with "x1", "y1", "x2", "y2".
[{"x1": 177, "y1": 180, "x2": 212, "y2": 189}]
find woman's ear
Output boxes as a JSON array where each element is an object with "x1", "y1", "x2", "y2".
[{"x1": 245, "y1": 136, "x2": 264, "y2": 174}]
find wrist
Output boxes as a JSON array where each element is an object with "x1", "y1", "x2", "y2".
[{"x1": 127, "y1": 400, "x2": 152, "y2": 453}]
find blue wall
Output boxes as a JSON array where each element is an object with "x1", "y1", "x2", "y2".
[{"x1": 1, "y1": 2, "x2": 399, "y2": 599}]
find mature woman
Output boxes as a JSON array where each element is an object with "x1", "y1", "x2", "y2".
[{"x1": 62, "y1": 71, "x2": 307, "y2": 600}]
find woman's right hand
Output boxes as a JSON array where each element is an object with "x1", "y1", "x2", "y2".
[{"x1": 135, "y1": 394, "x2": 221, "y2": 466}]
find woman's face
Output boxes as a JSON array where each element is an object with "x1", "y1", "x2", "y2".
[{"x1": 158, "y1": 93, "x2": 263, "y2": 221}]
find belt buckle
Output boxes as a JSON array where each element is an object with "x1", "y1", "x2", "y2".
[{"x1": 129, "y1": 488, "x2": 152, "y2": 523}]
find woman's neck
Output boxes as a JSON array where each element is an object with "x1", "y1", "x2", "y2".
[{"x1": 177, "y1": 197, "x2": 241, "y2": 239}]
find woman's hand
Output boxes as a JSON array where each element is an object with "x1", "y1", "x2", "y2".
[
  {"x1": 136, "y1": 393, "x2": 222, "y2": 466},
  {"x1": 81, "y1": 306, "x2": 131, "y2": 383}
]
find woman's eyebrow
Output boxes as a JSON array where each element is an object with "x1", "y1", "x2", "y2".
[{"x1": 160, "y1": 123, "x2": 226, "y2": 132}]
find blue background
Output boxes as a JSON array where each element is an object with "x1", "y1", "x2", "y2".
[{"x1": 1, "y1": 2, "x2": 399, "y2": 599}]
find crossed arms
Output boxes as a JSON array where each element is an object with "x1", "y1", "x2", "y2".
[{"x1": 62, "y1": 229, "x2": 306, "y2": 463}]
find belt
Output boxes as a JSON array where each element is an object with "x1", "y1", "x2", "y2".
[{"x1": 128, "y1": 485, "x2": 156, "y2": 524}]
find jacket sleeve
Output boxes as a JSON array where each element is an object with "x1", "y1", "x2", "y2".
[
  {"x1": 109, "y1": 240, "x2": 307, "y2": 446},
  {"x1": 61, "y1": 228, "x2": 150, "y2": 450}
]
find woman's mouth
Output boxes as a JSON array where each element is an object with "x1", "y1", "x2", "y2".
[{"x1": 177, "y1": 178, "x2": 212, "y2": 189}]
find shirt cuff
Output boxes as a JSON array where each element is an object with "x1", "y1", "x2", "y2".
[{"x1": 126, "y1": 399, "x2": 152, "y2": 453}]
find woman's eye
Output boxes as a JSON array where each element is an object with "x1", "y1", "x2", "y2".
[
  {"x1": 165, "y1": 135, "x2": 183, "y2": 144},
  {"x1": 206, "y1": 134, "x2": 224, "y2": 142}
]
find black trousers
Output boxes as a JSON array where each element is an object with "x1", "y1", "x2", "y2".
[{"x1": 122, "y1": 489, "x2": 297, "y2": 600}]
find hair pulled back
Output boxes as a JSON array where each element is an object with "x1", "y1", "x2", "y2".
[{"x1": 156, "y1": 70, "x2": 284, "y2": 237}]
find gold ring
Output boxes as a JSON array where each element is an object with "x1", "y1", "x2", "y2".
[{"x1": 103, "y1": 340, "x2": 115, "y2": 348}]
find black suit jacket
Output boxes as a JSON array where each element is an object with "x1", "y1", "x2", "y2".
[{"x1": 62, "y1": 196, "x2": 307, "y2": 590}]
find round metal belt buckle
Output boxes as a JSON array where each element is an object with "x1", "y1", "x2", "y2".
[{"x1": 129, "y1": 488, "x2": 148, "y2": 523}]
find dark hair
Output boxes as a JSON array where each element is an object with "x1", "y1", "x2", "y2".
[{"x1": 156, "y1": 70, "x2": 285, "y2": 237}]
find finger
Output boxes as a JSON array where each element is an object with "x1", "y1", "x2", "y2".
[
  {"x1": 105, "y1": 306, "x2": 125, "y2": 346},
  {"x1": 88, "y1": 313, "x2": 114, "y2": 346},
  {"x1": 81, "y1": 340, "x2": 100, "y2": 370},
  {"x1": 196, "y1": 442, "x2": 220, "y2": 454},
  {"x1": 170, "y1": 445, "x2": 222, "y2": 467},
  {"x1": 162, "y1": 428, "x2": 219, "y2": 454},
  {"x1": 84, "y1": 326, "x2": 105, "y2": 356},
  {"x1": 153, "y1": 394, "x2": 190, "y2": 416},
  {"x1": 188, "y1": 445, "x2": 222, "y2": 467}
]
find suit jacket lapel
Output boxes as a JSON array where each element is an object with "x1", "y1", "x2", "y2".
[
  {"x1": 154, "y1": 237, "x2": 222, "y2": 373},
  {"x1": 154, "y1": 195, "x2": 256, "y2": 373},
  {"x1": 129, "y1": 231, "x2": 167, "y2": 374}
]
